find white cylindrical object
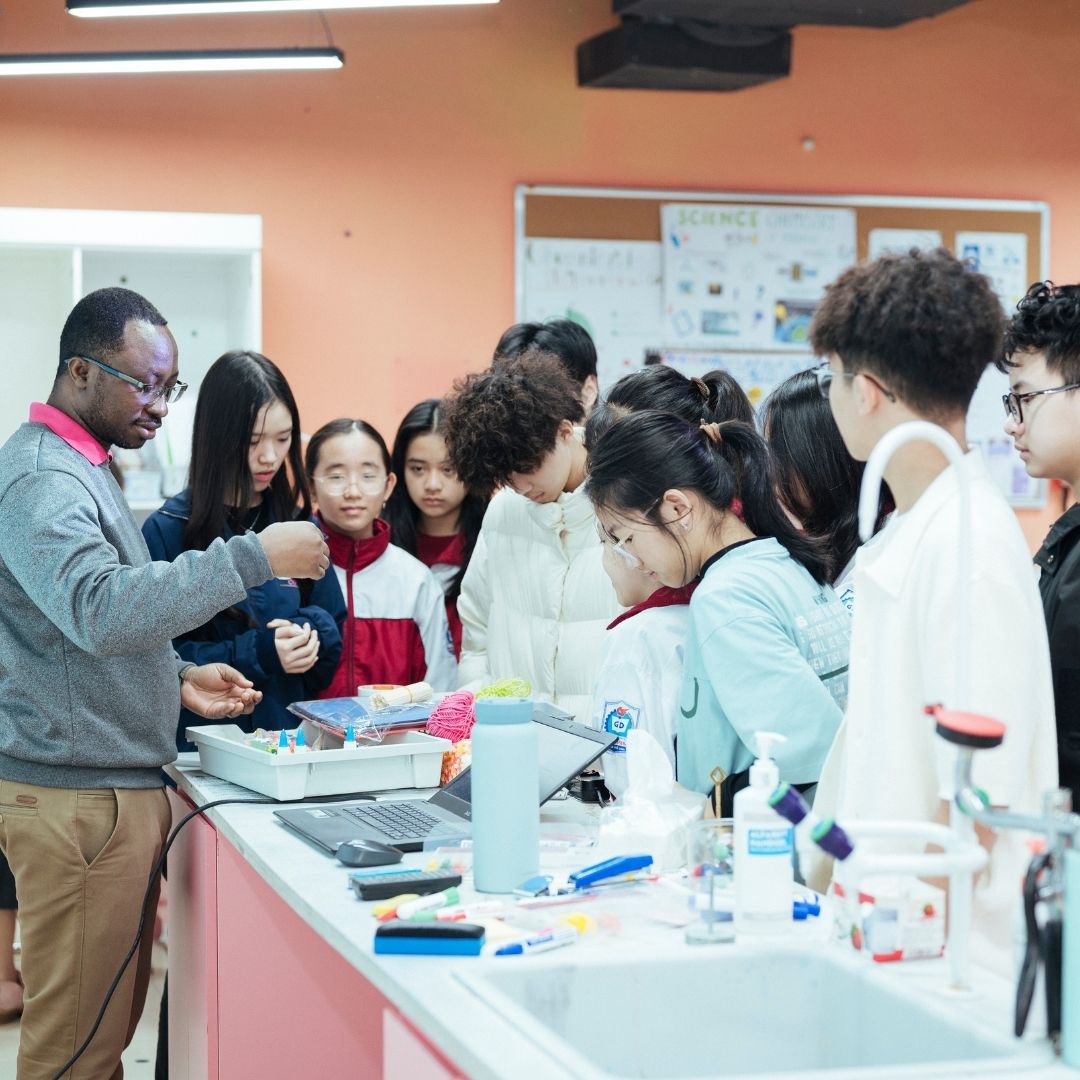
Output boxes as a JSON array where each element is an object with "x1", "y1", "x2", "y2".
[
  {"x1": 470, "y1": 697, "x2": 539, "y2": 894},
  {"x1": 734, "y1": 782, "x2": 793, "y2": 935}
]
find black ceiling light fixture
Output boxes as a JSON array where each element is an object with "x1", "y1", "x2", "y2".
[{"x1": 578, "y1": 0, "x2": 973, "y2": 90}]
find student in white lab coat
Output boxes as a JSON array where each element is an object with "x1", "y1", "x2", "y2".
[{"x1": 589, "y1": 536, "x2": 695, "y2": 798}]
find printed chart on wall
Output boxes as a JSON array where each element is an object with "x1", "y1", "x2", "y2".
[
  {"x1": 516, "y1": 186, "x2": 1049, "y2": 507},
  {"x1": 661, "y1": 203, "x2": 857, "y2": 352},
  {"x1": 520, "y1": 238, "x2": 662, "y2": 388}
]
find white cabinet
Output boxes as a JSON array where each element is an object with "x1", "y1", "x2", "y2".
[{"x1": 0, "y1": 207, "x2": 262, "y2": 516}]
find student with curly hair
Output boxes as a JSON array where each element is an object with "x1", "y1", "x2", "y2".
[
  {"x1": 441, "y1": 351, "x2": 619, "y2": 719},
  {"x1": 1001, "y1": 281, "x2": 1080, "y2": 806},
  {"x1": 809, "y1": 248, "x2": 1057, "y2": 975}
]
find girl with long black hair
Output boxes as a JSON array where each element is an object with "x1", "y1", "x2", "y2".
[
  {"x1": 761, "y1": 369, "x2": 892, "y2": 610},
  {"x1": 383, "y1": 399, "x2": 488, "y2": 658},
  {"x1": 143, "y1": 350, "x2": 344, "y2": 748},
  {"x1": 585, "y1": 410, "x2": 850, "y2": 813}
]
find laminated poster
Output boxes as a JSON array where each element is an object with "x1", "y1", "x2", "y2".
[
  {"x1": 521, "y1": 238, "x2": 664, "y2": 391},
  {"x1": 868, "y1": 228, "x2": 943, "y2": 259},
  {"x1": 955, "y1": 231, "x2": 1029, "y2": 313},
  {"x1": 661, "y1": 203, "x2": 857, "y2": 352}
]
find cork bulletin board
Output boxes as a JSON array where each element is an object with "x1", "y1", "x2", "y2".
[{"x1": 515, "y1": 184, "x2": 1049, "y2": 507}]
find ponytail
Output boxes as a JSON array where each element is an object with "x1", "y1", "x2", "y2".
[
  {"x1": 586, "y1": 410, "x2": 830, "y2": 585},
  {"x1": 703, "y1": 420, "x2": 831, "y2": 584},
  {"x1": 586, "y1": 364, "x2": 754, "y2": 452}
]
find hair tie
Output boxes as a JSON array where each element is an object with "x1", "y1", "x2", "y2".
[
  {"x1": 690, "y1": 376, "x2": 711, "y2": 402},
  {"x1": 699, "y1": 421, "x2": 723, "y2": 446}
]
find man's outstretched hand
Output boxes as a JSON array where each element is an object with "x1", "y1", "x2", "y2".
[{"x1": 181, "y1": 663, "x2": 263, "y2": 719}]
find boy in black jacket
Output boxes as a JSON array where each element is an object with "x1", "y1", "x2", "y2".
[{"x1": 1002, "y1": 281, "x2": 1080, "y2": 805}]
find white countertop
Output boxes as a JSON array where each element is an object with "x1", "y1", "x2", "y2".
[{"x1": 164, "y1": 760, "x2": 1072, "y2": 1080}]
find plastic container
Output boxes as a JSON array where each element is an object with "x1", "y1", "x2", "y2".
[
  {"x1": 186, "y1": 723, "x2": 451, "y2": 801},
  {"x1": 471, "y1": 697, "x2": 539, "y2": 893},
  {"x1": 734, "y1": 731, "x2": 793, "y2": 936}
]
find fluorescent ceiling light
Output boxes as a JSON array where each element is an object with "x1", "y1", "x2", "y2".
[
  {"x1": 0, "y1": 48, "x2": 344, "y2": 75},
  {"x1": 68, "y1": 0, "x2": 498, "y2": 15}
]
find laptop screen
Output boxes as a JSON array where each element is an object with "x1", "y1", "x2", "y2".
[{"x1": 436, "y1": 710, "x2": 614, "y2": 811}]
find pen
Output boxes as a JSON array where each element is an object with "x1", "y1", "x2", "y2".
[{"x1": 494, "y1": 926, "x2": 578, "y2": 957}]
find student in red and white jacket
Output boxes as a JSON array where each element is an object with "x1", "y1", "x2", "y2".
[
  {"x1": 306, "y1": 418, "x2": 456, "y2": 697},
  {"x1": 383, "y1": 399, "x2": 488, "y2": 660}
]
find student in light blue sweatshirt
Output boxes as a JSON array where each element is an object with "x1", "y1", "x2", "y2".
[{"x1": 585, "y1": 410, "x2": 850, "y2": 816}]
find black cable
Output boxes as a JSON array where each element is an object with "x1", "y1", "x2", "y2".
[{"x1": 51, "y1": 795, "x2": 274, "y2": 1080}]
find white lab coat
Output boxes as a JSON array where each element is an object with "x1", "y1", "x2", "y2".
[{"x1": 589, "y1": 601, "x2": 690, "y2": 798}]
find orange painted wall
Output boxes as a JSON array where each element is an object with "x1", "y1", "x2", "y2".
[{"x1": 0, "y1": 0, "x2": 1076, "y2": 543}]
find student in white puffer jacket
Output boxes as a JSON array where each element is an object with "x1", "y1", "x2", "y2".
[{"x1": 442, "y1": 351, "x2": 620, "y2": 721}]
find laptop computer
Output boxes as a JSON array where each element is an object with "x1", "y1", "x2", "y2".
[{"x1": 274, "y1": 708, "x2": 616, "y2": 854}]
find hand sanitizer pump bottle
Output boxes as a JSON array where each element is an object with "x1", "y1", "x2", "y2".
[
  {"x1": 734, "y1": 731, "x2": 793, "y2": 936},
  {"x1": 471, "y1": 697, "x2": 540, "y2": 893}
]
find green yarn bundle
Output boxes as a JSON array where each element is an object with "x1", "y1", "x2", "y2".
[{"x1": 475, "y1": 677, "x2": 531, "y2": 699}]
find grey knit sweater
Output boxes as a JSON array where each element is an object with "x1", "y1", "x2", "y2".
[{"x1": 0, "y1": 421, "x2": 273, "y2": 788}]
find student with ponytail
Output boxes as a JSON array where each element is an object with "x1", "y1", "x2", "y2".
[
  {"x1": 585, "y1": 365, "x2": 754, "y2": 796},
  {"x1": 586, "y1": 410, "x2": 850, "y2": 813},
  {"x1": 585, "y1": 364, "x2": 753, "y2": 448}
]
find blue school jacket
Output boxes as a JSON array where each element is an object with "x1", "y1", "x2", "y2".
[{"x1": 142, "y1": 489, "x2": 346, "y2": 749}]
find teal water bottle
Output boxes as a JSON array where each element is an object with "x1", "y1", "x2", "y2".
[{"x1": 471, "y1": 697, "x2": 539, "y2": 893}]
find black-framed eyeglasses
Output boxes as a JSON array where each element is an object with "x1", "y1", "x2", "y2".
[
  {"x1": 813, "y1": 362, "x2": 897, "y2": 403},
  {"x1": 77, "y1": 354, "x2": 187, "y2": 406},
  {"x1": 1002, "y1": 383, "x2": 1080, "y2": 425}
]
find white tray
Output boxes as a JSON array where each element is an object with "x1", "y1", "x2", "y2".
[{"x1": 185, "y1": 722, "x2": 451, "y2": 801}]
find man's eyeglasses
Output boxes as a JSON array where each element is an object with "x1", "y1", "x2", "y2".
[
  {"x1": 813, "y1": 362, "x2": 897, "y2": 403},
  {"x1": 1002, "y1": 383, "x2": 1080, "y2": 426},
  {"x1": 78, "y1": 355, "x2": 187, "y2": 406},
  {"x1": 313, "y1": 471, "x2": 388, "y2": 497}
]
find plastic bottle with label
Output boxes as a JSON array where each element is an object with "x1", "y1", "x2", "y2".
[
  {"x1": 471, "y1": 697, "x2": 540, "y2": 893},
  {"x1": 734, "y1": 731, "x2": 793, "y2": 936}
]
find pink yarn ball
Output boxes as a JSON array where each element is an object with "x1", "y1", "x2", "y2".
[{"x1": 426, "y1": 691, "x2": 476, "y2": 742}]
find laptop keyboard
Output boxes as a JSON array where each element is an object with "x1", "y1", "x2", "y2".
[{"x1": 338, "y1": 801, "x2": 448, "y2": 841}]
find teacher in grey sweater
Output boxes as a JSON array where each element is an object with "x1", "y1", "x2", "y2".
[{"x1": 0, "y1": 287, "x2": 328, "y2": 1080}]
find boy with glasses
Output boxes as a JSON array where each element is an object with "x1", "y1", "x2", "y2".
[
  {"x1": 807, "y1": 248, "x2": 1057, "y2": 976},
  {"x1": 1002, "y1": 281, "x2": 1080, "y2": 808}
]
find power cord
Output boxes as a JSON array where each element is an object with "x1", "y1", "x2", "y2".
[{"x1": 51, "y1": 795, "x2": 274, "y2": 1080}]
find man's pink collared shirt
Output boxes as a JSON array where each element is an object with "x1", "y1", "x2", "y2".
[{"x1": 28, "y1": 403, "x2": 111, "y2": 466}]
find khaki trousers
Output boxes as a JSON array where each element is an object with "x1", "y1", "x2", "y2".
[{"x1": 0, "y1": 781, "x2": 171, "y2": 1080}]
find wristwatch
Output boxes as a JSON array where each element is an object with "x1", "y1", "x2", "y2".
[{"x1": 178, "y1": 663, "x2": 197, "y2": 685}]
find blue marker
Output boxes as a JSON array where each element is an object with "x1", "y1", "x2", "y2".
[{"x1": 495, "y1": 927, "x2": 578, "y2": 957}]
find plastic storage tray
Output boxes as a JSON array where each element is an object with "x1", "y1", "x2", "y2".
[{"x1": 185, "y1": 722, "x2": 451, "y2": 801}]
